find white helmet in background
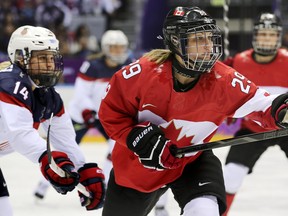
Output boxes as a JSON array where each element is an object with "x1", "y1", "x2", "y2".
[
  {"x1": 101, "y1": 30, "x2": 129, "y2": 64},
  {"x1": 7, "y1": 25, "x2": 63, "y2": 87}
]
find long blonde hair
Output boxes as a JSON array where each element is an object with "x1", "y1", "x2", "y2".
[{"x1": 143, "y1": 49, "x2": 172, "y2": 65}]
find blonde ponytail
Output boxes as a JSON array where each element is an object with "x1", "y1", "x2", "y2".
[{"x1": 143, "y1": 49, "x2": 172, "y2": 65}]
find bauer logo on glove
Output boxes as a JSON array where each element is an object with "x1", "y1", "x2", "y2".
[{"x1": 127, "y1": 122, "x2": 183, "y2": 170}]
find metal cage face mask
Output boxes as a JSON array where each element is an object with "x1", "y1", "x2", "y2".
[
  {"x1": 178, "y1": 24, "x2": 223, "y2": 73},
  {"x1": 252, "y1": 24, "x2": 282, "y2": 56},
  {"x1": 104, "y1": 45, "x2": 129, "y2": 64},
  {"x1": 101, "y1": 30, "x2": 129, "y2": 64},
  {"x1": 26, "y1": 51, "x2": 63, "y2": 88}
]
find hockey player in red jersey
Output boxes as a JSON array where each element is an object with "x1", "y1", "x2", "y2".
[
  {"x1": 99, "y1": 6, "x2": 288, "y2": 216},
  {"x1": 222, "y1": 13, "x2": 288, "y2": 216},
  {"x1": 0, "y1": 25, "x2": 105, "y2": 215}
]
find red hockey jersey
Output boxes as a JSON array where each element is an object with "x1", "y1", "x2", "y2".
[
  {"x1": 232, "y1": 48, "x2": 288, "y2": 132},
  {"x1": 99, "y1": 56, "x2": 278, "y2": 192}
]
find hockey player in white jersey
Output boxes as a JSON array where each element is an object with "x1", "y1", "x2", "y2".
[{"x1": 0, "y1": 25, "x2": 105, "y2": 216}]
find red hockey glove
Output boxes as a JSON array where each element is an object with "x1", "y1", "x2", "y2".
[
  {"x1": 127, "y1": 122, "x2": 183, "y2": 171},
  {"x1": 39, "y1": 151, "x2": 80, "y2": 194},
  {"x1": 82, "y1": 109, "x2": 97, "y2": 128},
  {"x1": 271, "y1": 93, "x2": 288, "y2": 128},
  {"x1": 78, "y1": 163, "x2": 105, "y2": 210}
]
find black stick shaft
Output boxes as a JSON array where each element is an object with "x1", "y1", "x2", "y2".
[
  {"x1": 172, "y1": 128, "x2": 288, "y2": 158},
  {"x1": 45, "y1": 113, "x2": 91, "y2": 197}
]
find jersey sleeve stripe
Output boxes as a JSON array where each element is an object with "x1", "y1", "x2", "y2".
[{"x1": 0, "y1": 92, "x2": 32, "y2": 112}]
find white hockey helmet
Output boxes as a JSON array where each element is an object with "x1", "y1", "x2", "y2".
[
  {"x1": 7, "y1": 25, "x2": 63, "y2": 87},
  {"x1": 101, "y1": 30, "x2": 129, "y2": 64}
]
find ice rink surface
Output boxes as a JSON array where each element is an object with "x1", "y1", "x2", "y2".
[{"x1": 2, "y1": 142, "x2": 288, "y2": 216}]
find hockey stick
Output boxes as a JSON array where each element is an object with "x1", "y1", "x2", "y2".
[
  {"x1": 46, "y1": 113, "x2": 91, "y2": 198},
  {"x1": 170, "y1": 127, "x2": 288, "y2": 158}
]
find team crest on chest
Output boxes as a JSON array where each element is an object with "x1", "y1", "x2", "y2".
[{"x1": 159, "y1": 120, "x2": 195, "y2": 145}]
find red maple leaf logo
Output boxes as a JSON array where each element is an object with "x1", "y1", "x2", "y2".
[
  {"x1": 160, "y1": 121, "x2": 194, "y2": 147},
  {"x1": 173, "y1": 9, "x2": 185, "y2": 16}
]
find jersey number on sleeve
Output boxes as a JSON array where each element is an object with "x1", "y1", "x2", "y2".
[
  {"x1": 13, "y1": 81, "x2": 29, "y2": 100},
  {"x1": 231, "y1": 72, "x2": 251, "y2": 94}
]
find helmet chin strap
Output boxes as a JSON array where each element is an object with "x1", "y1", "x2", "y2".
[
  {"x1": 172, "y1": 57, "x2": 202, "y2": 78},
  {"x1": 28, "y1": 76, "x2": 41, "y2": 89}
]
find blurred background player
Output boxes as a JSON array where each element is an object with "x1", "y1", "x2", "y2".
[
  {"x1": 68, "y1": 29, "x2": 133, "y2": 181},
  {"x1": 0, "y1": 25, "x2": 105, "y2": 215},
  {"x1": 221, "y1": 13, "x2": 288, "y2": 216}
]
